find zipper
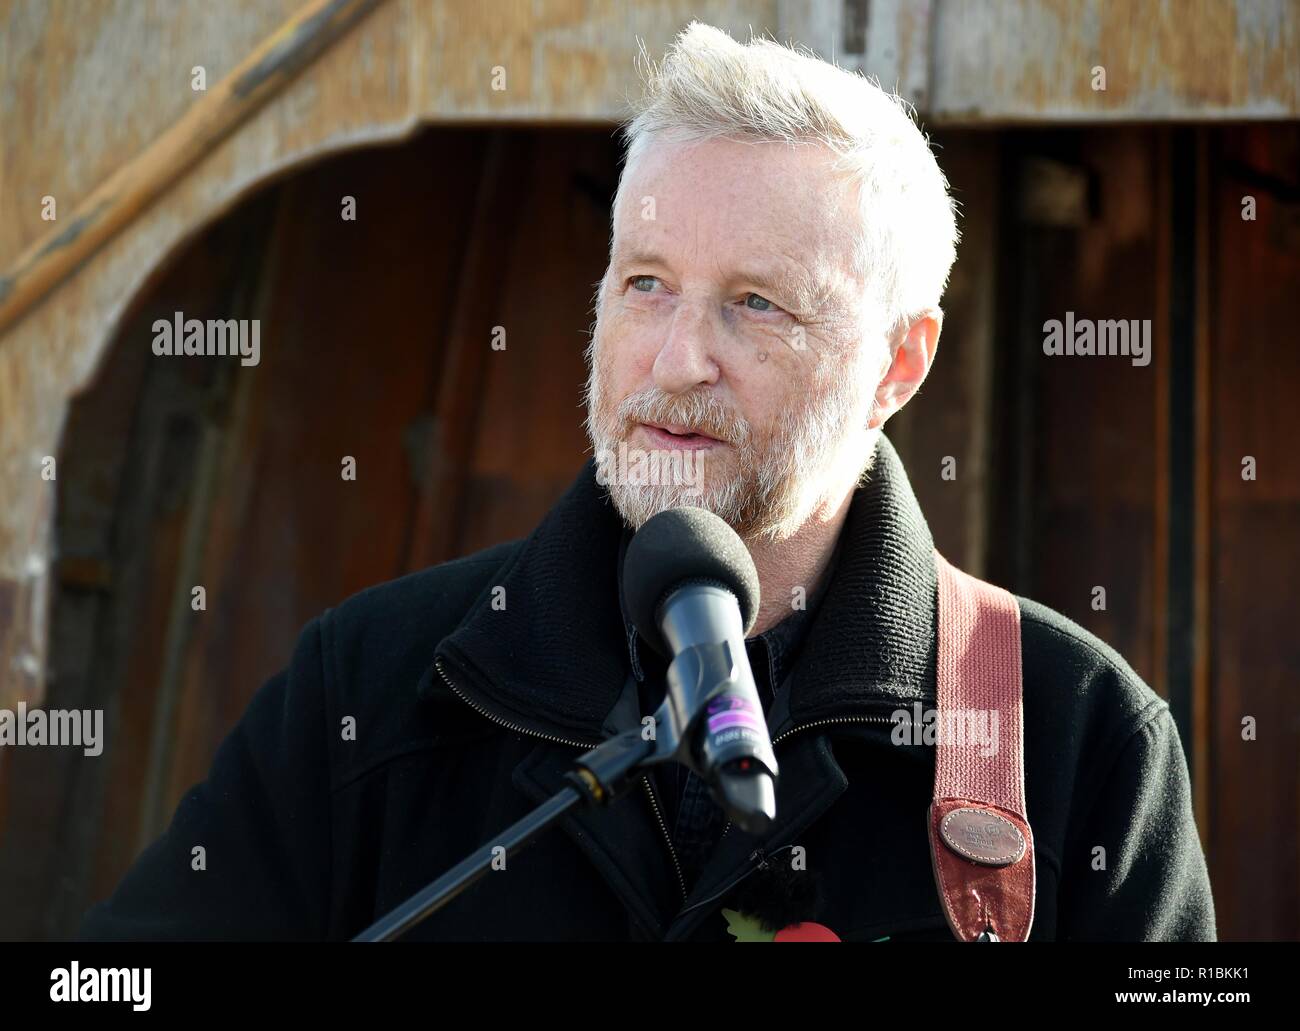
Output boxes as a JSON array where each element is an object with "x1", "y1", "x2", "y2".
[
  {"x1": 434, "y1": 655, "x2": 689, "y2": 902},
  {"x1": 641, "y1": 775, "x2": 688, "y2": 901},
  {"x1": 671, "y1": 712, "x2": 900, "y2": 932},
  {"x1": 434, "y1": 656, "x2": 598, "y2": 750},
  {"x1": 716, "y1": 713, "x2": 897, "y2": 844}
]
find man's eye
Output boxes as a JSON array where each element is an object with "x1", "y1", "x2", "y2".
[
  {"x1": 745, "y1": 293, "x2": 780, "y2": 313},
  {"x1": 629, "y1": 275, "x2": 658, "y2": 292}
]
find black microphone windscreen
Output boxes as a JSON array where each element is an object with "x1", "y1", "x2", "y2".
[{"x1": 622, "y1": 507, "x2": 760, "y2": 655}]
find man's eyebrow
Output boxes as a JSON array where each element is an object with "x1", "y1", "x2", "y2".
[
  {"x1": 614, "y1": 248, "x2": 827, "y2": 311},
  {"x1": 613, "y1": 248, "x2": 674, "y2": 272}
]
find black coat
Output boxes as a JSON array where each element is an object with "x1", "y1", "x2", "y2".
[{"x1": 80, "y1": 437, "x2": 1216, "y2": 941}]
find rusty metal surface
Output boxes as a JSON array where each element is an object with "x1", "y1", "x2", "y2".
[
  {"x1": 779, "y1": 0, "x2": 934, "y2": 111},
  {"x1": 927, "y1": 0, "x2": 1299, "y2": 123},
  {"x1": 781, "y1": 0, "x2": 1298, "y2": 123}
]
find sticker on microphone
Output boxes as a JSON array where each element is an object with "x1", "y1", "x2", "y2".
[{"x1": 705, "y1": 694, "x2": 765, "y2": 740}]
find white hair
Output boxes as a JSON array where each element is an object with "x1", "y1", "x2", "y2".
[{"x1": 612, "y1": 22, "x2": 959, "y2": 335}]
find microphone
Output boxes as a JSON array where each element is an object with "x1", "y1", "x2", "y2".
[{"x1": 622, "y1": 507, "x2": 777, "y2": 834}]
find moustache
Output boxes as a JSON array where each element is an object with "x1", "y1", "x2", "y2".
[{"x1": 614, "y1": 391, "x2": 748, "y2": 447}]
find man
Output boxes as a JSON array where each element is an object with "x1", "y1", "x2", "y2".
[{"x1": 81, "y1": 23, "x2": 1215, "y2": 942}]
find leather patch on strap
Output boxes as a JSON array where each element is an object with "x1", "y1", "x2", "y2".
[
  {"x1": 939, "y1": 806, "x2": 1026, "y2": 866},
  {"x1": 929, "y1": 799, "x2": 1035, "y2": 942}
]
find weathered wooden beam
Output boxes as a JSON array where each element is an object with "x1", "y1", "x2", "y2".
[{"x1": 0, "y1": 0, "x2": 384, "y2": 337}]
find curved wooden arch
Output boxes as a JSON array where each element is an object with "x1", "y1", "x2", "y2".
[{"x1": 0, "y1": 0, "x2": 691, "y2": 707}]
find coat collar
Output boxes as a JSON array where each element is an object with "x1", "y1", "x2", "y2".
[{"x1": 427, "y1": 434, "x2": 937, "y2": 742}]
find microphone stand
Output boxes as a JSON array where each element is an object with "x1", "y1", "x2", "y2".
[
  {"x1": 353, "y1": 641, "x2": 775, "y2": 942},
  {"x1": 352, "y1": 729, "x2": 656, "y2": 941}
]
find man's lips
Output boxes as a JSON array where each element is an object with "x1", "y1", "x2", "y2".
[{"x1": 638, "y1": 422, "x2": 726, "y2": 450}]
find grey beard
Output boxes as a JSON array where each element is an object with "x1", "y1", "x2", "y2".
[{"x1": 583, "y1": 366, "x2": 869, "y2": 544}]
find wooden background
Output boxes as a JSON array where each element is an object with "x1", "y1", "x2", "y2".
[{"x1": 1, "y1": 1, "x2": 1296, "y2": 942}]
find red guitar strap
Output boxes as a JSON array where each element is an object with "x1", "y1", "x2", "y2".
[{"x1": 928, "y1": 549, "x2": 1036, "y2": 942}]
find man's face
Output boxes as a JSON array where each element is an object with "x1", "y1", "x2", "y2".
[{"x1": 585, "y1": 135, "x2": 880, "y2": 542}]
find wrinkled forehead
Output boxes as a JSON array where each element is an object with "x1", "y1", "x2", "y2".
[{"x1": 611, "y1": 136, "x2": 864, "y2": 294}]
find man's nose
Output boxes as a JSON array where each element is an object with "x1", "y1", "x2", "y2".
[{"x1": 652, "y1": 301, "x2": 721, "y2": 395}]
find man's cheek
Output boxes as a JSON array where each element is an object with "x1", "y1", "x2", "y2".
[{"x1": 614, "y1": 302, "x2": 679, "y2": 360}]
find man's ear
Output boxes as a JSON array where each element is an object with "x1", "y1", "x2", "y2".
[{"x1": 868, "y1": 308, "x2": 942, "y2": 429}]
